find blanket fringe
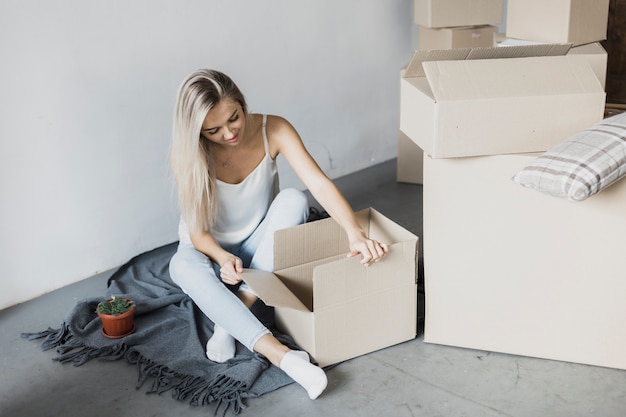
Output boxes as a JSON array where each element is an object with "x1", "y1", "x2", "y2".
[
  {"x1": 127, "y1": 349, "x2": 248, "y2": 416},
  {"x1": 24, "y1": 324, "x2": 250, "y2": 416},
  {"x1": 21, "y1": 324, "x2": 72, "y2": 351}
]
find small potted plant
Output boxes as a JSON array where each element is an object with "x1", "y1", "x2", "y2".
[{"x1": 96, "y1": 295, "x2": 136, "y2": 338}]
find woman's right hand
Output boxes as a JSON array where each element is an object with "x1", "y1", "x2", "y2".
[
  {"x1": 219, "y1": 255, "x2": 244, "y2": 285},
  {"x1": 189, "y1": 230, "x2": 244, "y2": 285}
]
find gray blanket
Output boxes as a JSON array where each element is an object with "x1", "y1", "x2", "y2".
[{"x1": 22, "y1": 242, "x2": 298, "y2": 416}]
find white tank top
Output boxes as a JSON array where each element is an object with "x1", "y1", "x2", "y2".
[{"x1": 177, "y1": 114, "x2": 279, "y2": 246}]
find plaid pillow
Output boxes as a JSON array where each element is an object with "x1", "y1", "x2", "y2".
[{"x1": 512, "y1": 112, "x2": 626, "y2": 201}]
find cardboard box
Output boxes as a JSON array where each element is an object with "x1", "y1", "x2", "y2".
[
  {"x1": 242, "y1": 208, "x2": 419, "y2": 367},
  {"x1": 400, "y1": 44, "x2": 606, "y2": 158},
  {"x1": 397, "y1": 130, "x2": 424, "y2": 184},
  {"x1": 423, "y1": 153, "x2": 626, "y2": 370},
  {"x1": 419, "y1": 25, "x2": 496, "y2": 50},
  {"x1": 414, "y1": 0, "x2": 503, "y2": 28},
  {"x1": 506, "y1": 0, "x2": 610, "y2": 46}
]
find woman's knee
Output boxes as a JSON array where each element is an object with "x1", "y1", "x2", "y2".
[
  {"x1": 169, "y1": 248, "x2": 193, "y2": 279},
  {"x1": 272, "y1": 188, "x2": 309, "y2": 224},
  {"x1": 169, "y1": 246, "x2": 217, "y2": 288}
]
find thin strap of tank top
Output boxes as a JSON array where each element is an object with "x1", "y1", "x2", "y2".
[{"x1": 261, "y1": 114, "x2": 269, "y2": 155}]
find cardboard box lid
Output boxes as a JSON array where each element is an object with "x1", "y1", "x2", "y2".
[
  {"x1": 421, "y1": 55, "x2": 602, "y2": 102},
  {"x1": 568, "y1": 41, "x2": 607, "y2": 56},
  {"x1": 273, "y1": 216, "x2": 351, "y2": 272},
  {"x1": 404, "y1": 43, "x2": 572, "y2": 78},
  {"x1": 242, "y1": 268, "x2": 310, "y2": 312},
  {"x1": 499, "y1": 38, "x2": 608, "y2": 56},
  {"x1": 403, "y1": 44, "x2": 602, "y2": 103}
]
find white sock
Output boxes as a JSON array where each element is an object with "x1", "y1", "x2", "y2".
[
  {"x1": 280, "y1": 350, "x2": 327, "y2": 399},
  {"x1": 206, "y1": 324, "x2": 236, "y2": 363}
]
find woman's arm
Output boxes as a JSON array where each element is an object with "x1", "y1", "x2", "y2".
[
  {"x1": 189, "y1": 230, "x2": 243, "y2": 284},
  {"x1": 268, "y1": 116, "x2": 388, "y2": 266}
]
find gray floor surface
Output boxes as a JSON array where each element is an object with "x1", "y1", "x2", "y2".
[{"x1": 2, "y1": 159, "x2": 625, "y2": 417}]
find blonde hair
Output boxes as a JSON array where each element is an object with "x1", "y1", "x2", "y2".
[{"x1": 170, "y1": 70, "x2": 248, "y2": 232}]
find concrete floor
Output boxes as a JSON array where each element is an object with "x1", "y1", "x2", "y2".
[{"x1": 2, "y1": 159, "x2": 626, "y2": 417}]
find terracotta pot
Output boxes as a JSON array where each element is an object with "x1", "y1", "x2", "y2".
[{"x1": 97, "y1": 300, "x2": 136, "y2": 338}]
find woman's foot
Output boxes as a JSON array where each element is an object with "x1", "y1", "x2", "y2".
[
  {"x1": 280, "y1": 350, "x2": 328, "y2": 399},
  {"x1": 206, "y1": 324, "x2": 236, "y2": 362}
]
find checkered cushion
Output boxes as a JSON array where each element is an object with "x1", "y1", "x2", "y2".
[{"x1": 512, "y1": 112, "x2": 626, "y2": 201}]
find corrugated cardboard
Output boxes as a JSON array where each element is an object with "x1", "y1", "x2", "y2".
[
  {"x1": 506, "y1": 0, "x2": 610, "y2": 46},
  {"x1": 397, "y1": 130, "x2": 423, "y2": 184},
  {"x1": 400, "y1": 44, "x2": 606, "y2": 158},
  {"x1": 419, "y1": 25, "x2": 497, "y2": 50},
  {"x1": 242, "y1": 208, "x2": 419, "y2": 367},
  {"x1": 423, "y1": 153, "x2": 626, "y2": 370},
  {"x1": 414, "y1": 0, "x2": 503, "y2": 28}
]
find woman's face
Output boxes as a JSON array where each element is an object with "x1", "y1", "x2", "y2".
[{"x1": 200, "y1": 98, "x2": 246, "y2": 147}]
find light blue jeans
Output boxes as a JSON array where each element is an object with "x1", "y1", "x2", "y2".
[{"x1": 169, "y1": 188, "x2": 309, "y2": 351}]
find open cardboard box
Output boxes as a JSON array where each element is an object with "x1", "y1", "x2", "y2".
[
  {"x1": 400, "y1": 44, "x2": 606, "y2": 158},
  {"x1": 423, "y1": 153, "x2": 626, "y2": 370},
  {"x1": 242, "y1": 208, "x2": 419, "y2": 368},
  {"x1": 506, "y1": 0, "x2": 610, "y2": 46},
  {"x1": 414, "y1": 0, "x2": 503, "y2": 28}
]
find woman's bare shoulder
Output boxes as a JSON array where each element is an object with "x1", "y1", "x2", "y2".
[
  {"x1": 265, "y1": 114, "x2": 299, "y2": 137},
  {"x1": 262, "y1": 114, "x2": 302, "y2": 157}
]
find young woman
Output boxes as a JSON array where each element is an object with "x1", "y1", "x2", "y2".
[{"x1": 168, "y1": 69, "x2": 388, "y2": 400}]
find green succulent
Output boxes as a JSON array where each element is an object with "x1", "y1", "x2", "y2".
[{"x1": 96, "y1": 296, "x2": 135, "y2": 316}]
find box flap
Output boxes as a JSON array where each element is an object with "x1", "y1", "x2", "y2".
[
  {"x1": 274, "y1": 208, "x2": 373, "y2": 271},
  {"x1": 274, "y1": 217, "x2": 350, "y2": 271},
  {"x1": 312, "y1": 239, "x2": 418, "y2": 312},
  {"x1": 405, "y1": 43, "x2": 571, "y2": 78},
  {"x1": 422, "y1": 55, "x2": 601, "y2": 102},
  {"x1": 365, "y1": 208, "x2": 418, "y2": 243},
  {"x1": 567, "y1": 42, "x2": 607, "y2": 57},
  {"x1": 241, "y1": 268, "x2": 310, "y2": 312}
]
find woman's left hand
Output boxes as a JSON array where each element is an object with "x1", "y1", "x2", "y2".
[{"x1": 347, "y1": 235, "x2": 389, "y2": 267}]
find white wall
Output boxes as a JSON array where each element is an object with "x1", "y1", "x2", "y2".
[{"x1": 0, "y1": 0, "x2": 416, "y2": 309}]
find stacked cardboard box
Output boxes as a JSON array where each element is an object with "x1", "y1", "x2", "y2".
[
  {"x1": 398, "y1": 0, "x2": 504, "y2": 184},
  {"x1": 505, "y1": 0, "x2": 610, "y2": 47},
  {"x1": 415, "y1": 0, "x2": 502, "y2": 50},
  {"x1": 399, "y1": 3, "x2": 626, "y2": 369}
]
